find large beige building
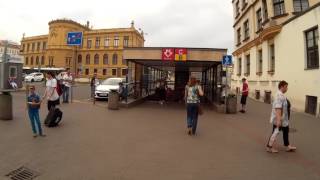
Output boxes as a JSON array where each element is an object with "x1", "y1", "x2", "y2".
[
  {"x1": 20, "y1": 19, "x2": 145, "y2": 78},
  {"x1": 232, "y1": 0, "x2": 320, "y2": 116}
]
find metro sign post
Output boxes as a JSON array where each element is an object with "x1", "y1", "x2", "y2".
[
  {"x1": 67, "y1": 32, "x2": 83, "y2": 103},
  {"x1": 222, "y1": 55, "x2": 233, "y2": 109}
]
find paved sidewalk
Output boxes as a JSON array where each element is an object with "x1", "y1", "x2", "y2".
[{"x1": 0, "y1": 92, "x2": 320, "y2": 180}]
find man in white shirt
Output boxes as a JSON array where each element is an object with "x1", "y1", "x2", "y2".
[
  {"x1": 62, "y1": 70, "x2": 73, "y2": 103},
  {"x1": 42, "y1": 71, "x2": 60, "y2": 110}
]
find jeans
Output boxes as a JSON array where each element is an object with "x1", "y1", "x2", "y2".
[
  {"x1": 63, "y1": 86, "x2": 70, "y2": 102},
  {"x1": 28, "y1": 110, "x2": 43, "y2": 135},
  {"x1": 187, "y1": 103, "x2": 199, "y2": 133}
]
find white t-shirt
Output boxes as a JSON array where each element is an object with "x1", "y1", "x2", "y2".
[
  {"x1": 62, "y1": 74, "x2": 73, "y2": 87},
  {"x1": 46, "y1": 78, "x2": 59, "y2": 101}
]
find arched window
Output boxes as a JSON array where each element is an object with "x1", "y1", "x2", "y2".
[
  {"x1": 103, "y1": 54, "x2": 108, "y2": 65},
  {"x1": 94, "y1": 54, "x2": 99, "y2": 65},
  {"x1": 36, "y1": 56, "x2": 39, "y2": 65},
  {"x1": 86, "y1": 54, "x2": 90, "y2": 65},
  {"x1": 41, "y1": 56, "x2": 45, "y2": 65},
  {"x1": 31, "y1": 56, "x2": 34, "y2": 65},
  {"x1": 78, "y1": 54, "x2": 82, "y2": 64},
  {"x1": 112, "y1": 53, "x2": 118, "y2": 65}
]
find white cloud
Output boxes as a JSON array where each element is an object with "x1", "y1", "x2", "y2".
[{"x1": 0, "y1": 0, "x2": 234, "y2": 53}]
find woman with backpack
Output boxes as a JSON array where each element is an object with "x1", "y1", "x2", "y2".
[
  {"x1": 42, "y1": 71, "x2": 60, "y2": 111},
  {"x1": 184, "y1": 77, "x2": 204, "y2": 135}
]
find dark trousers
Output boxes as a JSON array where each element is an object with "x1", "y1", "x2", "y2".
[
  {"x1": 271, "y1": 125, "x2": 290, "y2": 146},
  {"x1": 187, "y1": 103, "x2": 199, "y2": 134},
  {"x1": 47, "y1": 99, "x2": 59, "y2": 111}
]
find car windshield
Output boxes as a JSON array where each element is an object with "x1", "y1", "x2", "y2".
[{"x1": 101, "y1": 78, "x2": 122, "y2": 85}]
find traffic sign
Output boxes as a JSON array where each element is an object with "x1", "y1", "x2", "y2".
[
  {"x1": 67, "y1": 32, "x2": 83, "y2": 46},
  {"x1": 222, "y1": 55, "x2": 233, "y2": 66}
]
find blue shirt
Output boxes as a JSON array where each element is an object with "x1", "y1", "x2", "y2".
[{"x1": 28, "y1": 93, "x2": 40, "y2": 111}]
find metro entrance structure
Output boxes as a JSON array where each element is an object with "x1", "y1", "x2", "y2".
[{"x1": 122, "y1": 47, "x2": 228, "y2": 108}]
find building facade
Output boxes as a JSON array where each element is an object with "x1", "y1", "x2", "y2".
[
  {"x1": 20, "y1": 19, "x2": 145, "y2": 78},
  {"x1": 0, "y1": 40, "x2": 20, "y2": 56},
  {"x1": 231, "y1": 0, "x2": 320, "y2": 116}
]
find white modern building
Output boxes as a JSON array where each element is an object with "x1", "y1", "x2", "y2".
[{"x1": 231, "y1": 0, "x2": 320, "y2": 116}]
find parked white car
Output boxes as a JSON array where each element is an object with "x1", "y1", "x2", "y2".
[
  {"x1": 24, "y1": 73, "x2": 44, "y2": 82},
  {"x1": 95, "y1": 78, "x2": 125, "y2": 99}
]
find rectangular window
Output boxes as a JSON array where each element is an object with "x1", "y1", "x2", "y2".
[
  {"x1": 112, "y1": 69, "x2": 117, "y2": 76},
  {"x1": 9, "y1": 66, "x2": 17, "y2": 78},
  {"x1": 124, "y1": 36, "x2": 129, "y2": 47},
  {"x1": 37, "y1": 42, "x2": 40, "y2": 51},
  {"x1": 43, "y1": 42, "x2": 47, "y2": 50},
  {"x1": 269, "y1": 44, "x2": 275, "y2": 72},
  {"x1": 114, "y1": 36, "x2": 119, "y2": 47},
  {"x1": 305, "y1": 96, "x2": 318, "y2": 115},
  {"x1": 238, "y1": 58, "x2": 242, "y2": 76},
  {"x1": 273, "y1": 0, "x2": 285, "y2": 16},
  {"x1": 103, "y1": 69, "x2": 107, "y2": 75},
  {"x1": 95, "y1": 37, "x2": 100, "y2": 48},
  {"x1": 27, "y1": 44, "x2": 30, "y2": 52},
  {"x1": 94, "y1": 69, "x2": 98, "y2": 74},
  {"x1": 122, "y1": 69, "x2": 128, "y2": 76},
  {"x1": 294, "y1": 0, "x2": 309, "y2": 12},
  {"x1": 32, "y1": 43, "x2": 35, "y2": 52},
  {"x1": 262, "y1": 0, "x2": 268, "y2": 21},
  {"x1": 85, "y1": 68, "x2": 89, "y2": 75},
  {"x1": 257, "y1": 50, "x2": 263, "y2": 74},
  {"x1": 104, "y1": 37, "x2": 110, "y2": 47},
  {"x1": 235, "y1": 1, "x2": 240, "y2": 17},
  {"x1": 305, "y1": 27, "x2": 319, "y2": 69},
  {"x1": 244, "y1": 20, "x2": 250, "y2": 40},
  {"x1": 87, "y1": 39, "x2": 92, "y2": 49},
  {"x1": 256, "y1": 9, "x2": 263, "y2": 31},
  {"x1": 237, "y1": 28, "x2": 241, "y2": 45},
  {"x1": 245, "y1": 54, "x2": 250, "y2": 75}
]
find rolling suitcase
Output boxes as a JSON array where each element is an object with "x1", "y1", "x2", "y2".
[{"x1": 44, "y1": 107, "x2": 63, "y2": 127}]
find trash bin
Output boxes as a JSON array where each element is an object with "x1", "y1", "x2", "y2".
[
  {"x1": 226, "y1": 94, "x2": 237, "y2": 114},
  {"x1": 108, "y1": 90, "x2": 119, "y2": 110},
  {"x1": 0, "y1": 92, "x2": 13, "y2": 120}
]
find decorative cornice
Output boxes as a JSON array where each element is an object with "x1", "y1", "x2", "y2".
[{"x1": 233, "y1": 25, "x2": 282, "y2": 56}]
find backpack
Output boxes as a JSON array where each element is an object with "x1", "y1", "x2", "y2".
[{"x1": 56, "y1": 80, "x2": 63, "y2": 96}]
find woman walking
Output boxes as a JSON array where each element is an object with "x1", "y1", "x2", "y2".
[{"x1": 185, "y1": 77, "x2": 204, "y2": 135}]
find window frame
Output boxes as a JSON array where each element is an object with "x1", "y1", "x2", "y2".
[
  {"x1": 305, "y1": 26, "x2": 319, "y2": 69},
  {"x1": 273, "y1": 0, "x2": 286, "y2": 16}
]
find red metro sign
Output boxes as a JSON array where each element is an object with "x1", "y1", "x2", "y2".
[{"x1": 162, "y1": 48, "x2": 174, "y2": 61}]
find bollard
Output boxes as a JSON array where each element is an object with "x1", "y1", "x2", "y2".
[
  {"x1": 108, "y1": 90, "x2": 119, "y2": 110},
  {"x1": 0, "y1": 92, "x2": 13, "y2": 120}
]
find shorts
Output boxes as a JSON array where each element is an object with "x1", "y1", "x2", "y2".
[{"x1": 240, "y1": 95, "x2": 248, "y2": 105}]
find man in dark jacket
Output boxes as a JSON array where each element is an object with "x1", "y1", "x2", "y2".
[{"x1": 90, "y1": 73, "x2": 99, "y2": 99}]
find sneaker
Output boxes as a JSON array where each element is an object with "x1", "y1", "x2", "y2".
[
  {"x1": 266, "y1": 147, "x2": 279, "y2": 153},
  {"x1": 286, "y1": 145, "x2": 297, "y2": 152},
  {"x1": 33, "y1": 134, "x2": 38, "y2": 138}
]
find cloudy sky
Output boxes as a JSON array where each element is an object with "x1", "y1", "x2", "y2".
[{"x1": 0, "y1": 0, "x2": 234, "y2": 53}]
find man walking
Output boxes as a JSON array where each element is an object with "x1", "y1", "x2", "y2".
[
  {"x1": 90, "y1": 73, "x2": 99, "y2": 99},
  {"x1": 240, "y1": 78, "x2": 249, "y2": 113},
  {"x1": 266, "y1": 80, "x2": 297, "y2": 153},
  {"x1": 62, "y1": 70, "x2": 73, "y2": 103}
]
